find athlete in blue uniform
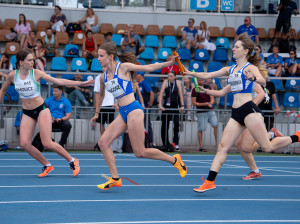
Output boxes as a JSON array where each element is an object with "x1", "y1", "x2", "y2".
[
  {"x1": 183, "y1": 33, "x2": 300, "y2": 193},
  {"x1": 90, "y1": 43, "x2": 187, "y2": 190},
  {"x1": 0, "y1": 49, "x2": 94, "y2": 177}
]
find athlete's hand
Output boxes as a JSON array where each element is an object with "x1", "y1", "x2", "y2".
[
  {"x1": 244, "y1": 71, "x2": 255, "y2": 81},
  {"x1": 182, "y1": 66, "x2": 193, "y2": 76},
  {"x1": 90, "y1": 114, "x2": 98, "y2": 127},
  {"x1": 81, "y1": 80, "x2": 95, "y2": 86},
  {"x1": 198, "y1": 86, "x2": 207, "y2": 93}
]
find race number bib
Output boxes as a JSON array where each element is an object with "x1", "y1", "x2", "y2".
[
  {"x1": 105, "y1": 78, "x2": 125, "y2": 98},
  {"x1": 228, "y1": 72, "x2": 243, "y2": 92}
]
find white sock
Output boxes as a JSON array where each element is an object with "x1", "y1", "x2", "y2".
[
  {"x1": 46, "y1": 163, "x2": 51, "y2": 167},
  {"x1": 175, "y1": 145, "x2": 179, "y2": 149},
  {"x1": 252, "y1": 169, "x2": 260, "y2": 174},
  {"x1": 269, "y1": 131, "x2": 275, "y2": 139},
  {"x1": 69, "y1": 158, "x2": 75, "y2": 163}
]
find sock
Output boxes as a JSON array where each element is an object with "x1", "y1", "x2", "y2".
[
  {"x1": 46, "y1": 163, "x2": 51, "y2": 167},
  {"x1": 175, "y1": 145, "x2": 179, "y2": 149},
  {"x1": 269, "y1": 131, "x2": 275, "y2": 140},
  {"x1": 69, "y1": 158, "x2": 75, "y2": 163},
  {"x1": 253, "y1": 169, "x2": 260, "y2": 174},
  {"x1": 207, "y1": 170, "x2": 218, "y2": 181},
  {"x1": 173, "y1": 157, "x2": 177, "y2": 165},
  {"x1": 290, "y1": 135, "x2": 299, "y2": 143},
  {"x1": 112, "y1": 177, "x2": 120, "y2": 181}
]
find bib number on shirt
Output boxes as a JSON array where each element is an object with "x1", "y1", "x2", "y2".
[
  {"x1": 105, "y1": 78, "x2": 125, "y2": 98},
  {"x1": 229, "y1": 72, "x2": 243, "y2": 92}
]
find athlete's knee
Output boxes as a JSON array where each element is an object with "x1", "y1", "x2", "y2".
[
  {"x1": 20, "y1": 140, "x2": 32, "y2": 150},
  {"x1": 41, "y1": 139, "x2": 54, "y2": 149},
  {"x1": 134, "y1": 148, "x2": 146, "y2": 158},
  {"x1": 98, "y1": 137, "x2": 110, "y2": 151}
]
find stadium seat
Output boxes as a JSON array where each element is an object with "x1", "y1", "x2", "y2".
[
  {"x1": 90, "y1": 58, "x2": 102, "y2": 72},
  {"x1": 162, "y1": 36, "x2": 177, "y2": 48},
  {"x1": 158, "y1": 48, "x2": 172, "y2": 60},
  {"x1": 40, "y1": 73, "x2": 56, "y2": 85},
  {"x1": 176, "y1": 26, "x2": 185, "y2": 37},
  {"x1": 99, "y1": 23, "x2": 114, "y2": 35},
  {"x1": 133, "y1": 24, "x2": 145, "y2": 36},
  {"x1": 82, "y1": 74, "x2": 95, "y2": 81},
  {"x1": 111, "y1": 34, "x2": 122, "y2": 46},
  {"x1": 27, "y1": 20, "x2": 35, "y2": 32},
  {"x1": 36, "y1": 20, "x2": 50, "y2": 32},
  {"x1": 194, "y1": 49, "x2": 210, "y2": 61},
  {"x1": 227, "y1": 61, "x2": 236, "y2": 67},
  {"x1": 10, "y1": 55, "x2": 16, "y2": 69},
  {"x1": 72, "y1": 33, "x2": 85, "y2": 45},
  {"x1": 0, "y1": 19, "x2": 1, "y2": 29},
  {"x1": 71, "y1": 58, "x2": 87, "y2": 72},
  {"x1": 268, "y1": 28, "x2": 277, "y2": 39},
  {"x1": 4, "y1": 42, "x2": 20, "y2": 55},
  {"x1": 136, "y1": 59, "x2": 145, "y2": 65},
  {"x1": 220, "y1": 92, "x2": 234, "y2": 107},
  {"x1": 222, "y1": 27, "x2": 235, "y2": 38},
  {"x1": 208, "y1": 26, "x2": 221, "y2": 38},
  {"x1": 216, "y1": 37, "x2": 231, "y2": 49},
  {"x1": 283, "y1": 92, "x2": 300, "y2": 107},
  {"x1": 145, "y1": 35, "x2": 159, "y2": 47},
  {"x1": 150, "y1": 60, "x2": 163, "y2": 74},
  {"x1": 207, "y1": 61, "x2": 223, "y2": 72},
  {"x1": 93, "y1": 33, "x2": 105, "y2": 46},
  {"x1": 64, "y1": 44, "x2": 79, "y2": 58},
  {"x1": 146, "y1": 25, "x2": 160, "y2": 36},
  {"x1": 189, "y1": 61, "x2": 204, "y2": 72},
  {"x1": 213, "y1": 49, "x2": 229, "y2": 61},
  {"x1": 3, "y1": 19, "x2": 17, "y2": 30},
  {"x1": 270, "y1": 79, "x2": 283, "y2": 91},
  {"x1": 14, "y1": 111, "x2": 23, "y2": 128},
  {"x1": 256, "y1": 28, "x2": 267, "y2": 39},
  {"x1": 162, "y1": 25, "x2": 176, "y2": 36},
  {"x1": 61, "y1": 74, "x2": 75, "y2": 80},
  {"x1": 139, "y1": 47, "x2": 155, "y2": 60},
  {"x1": 285, "y1": 79, "x2": 300, "y2": 90},
  {"x1": 55, "y1": 32, "x2": 69, "y2": 45},
  {"x1": 115, "y1": 24, "x2": 128, "y2": 34},
  {"x1": 4, "y1": 85, "x2": 19, "y2": 102},
  {"x1": 213, "y1": 78, "x2": 222, "y2": 89},
  {"x1": 0, "y1": 29, "x2": 10, "y2": 42},
  {"x1": 50, "y1": 57, "x2": 67, "y2": 71},
  {"x1": 290, "y1": 28, "x2": 297, "y2": 40},
  {"x1": 177, "y1": 48, "x2": 192, "y2": 60}
]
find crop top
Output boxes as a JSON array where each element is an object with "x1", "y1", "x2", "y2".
[{"x1": 14, "y1": 69, "x2": 41, "y2": 99}]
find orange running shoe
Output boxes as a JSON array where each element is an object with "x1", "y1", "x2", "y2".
[
  {"x1": 173, "y1": 154, "x2": 187, "y2": 178},
  {"x1": 193, "y1": 179, "x2": 216, "y2": 193},
  {"x1": 270, "y1": 128, "x2": 283, "y2": 138},
  {"x1": 97, "y1": 177, "x2": 122, "y2": 190},
  {"x1": 38, "y1": 165, "x2": 54, "y2": 177},
  {"x1": 70, "y1": 158, "x2": 80, "y2": 177},
  {"x1": 242, "y1": 171, "x2": 262, "y2": 180},
  {"x1": 294, "y1": 131, "x2": 300, "y2": 142}
]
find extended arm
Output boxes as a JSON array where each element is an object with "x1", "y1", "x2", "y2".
[
  {"x1": 183, "y1": 66, "x2": 230, "y2": 79},
  {"x1": 252, "y1": 83, "x2": 264, "y2": 105}
]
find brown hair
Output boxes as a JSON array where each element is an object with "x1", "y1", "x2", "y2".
[
  {"x1": 1, "y1": 53, "x2": 10, "y2": 70},
  {"x1": 99, "y1": 43, "x2": 137, "y2": 79},
  {"x1": 16, "y1": 49, "x2": 32, "y2": 69},
  {"x1": 52, "y1": 85, "x2": 63, "y2": 90},
  {"x1": 86, "y1": 8, "x2": 95, "y2": 17}
]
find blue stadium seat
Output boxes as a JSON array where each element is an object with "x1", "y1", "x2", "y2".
[
  {"x1": 82, "y1": 74, "x2": 95, "y2": 81},
  {"x1": 71, "y1": 58, "x2": 87, "y2": 72},
  {"x1": 162, "y1": 36, "x2": 177, "y2": 48},
  {"x1": 285, "y1": 79, "x2": 300, "y2": 90},
  {"x1": 4, "y1": 85, "x2": 19, "y2": 102},
  {"x1": 14, "y1": 111, "x2": 23, "y2": 128},
  {"x1": 10, "y1": 55, "x2": 16, "y2": 69},
  {"x1": 227, "y1": 61, "x2": 236, "y2": 67},
  {"x1": 270, "y1": 79, "x2": 283, "y2": 91},
  {"x1": 111, "y1": 34, "x2": 122, "y2": 46},
  {"x1": 90, "y1": 58, "x2": 102, "y2": 72},
  {"x1": 216, "y1": 37, "x2": 231, "y2": 49},
  {"x1": 64, "y1": 44, "x2": 79, "y2": 58},
  {"x1": 189, "y1": 61, "x2": 204, "y2": 72},
  {"x1": 194, "y1": 49, "x2": 210, "y2": 61},
  {"x1": 40, "y1": 73, "x2": 56, "y2": 85},
  {"x1": 145, "y1": 76, "x2": 160, "y2": 88},
  {"x1": 61, "y1": 74, "x2": 75, "y2": 80},
  {"x1": 220, "y1": 92, "x2": 234, "y2": 107},
  {"x1": 145, "y1": 35, "x2": 159, "y2": 47},
  {"x1": 158, "y1": 48, "x2": 172, "y2": 60},
  {"x1": 50, "y1": 57, "x2": 67, "y2": 71},
  {"x1": 213, "y1": 78, "x2": 222, "y2": 89},
  {"x1": 139, "y1": 47, "x2": 155, "y2": 60},
  {"x1": 207, "y1": 61, "x2": 223, "y2": 72},
  {"x1": 283, "y1": 92, "x2": 300, "y2": 107},
  {"x1": 136, "y1": 59, "x2": 146, "y2": 65},
  {"x1": 177, "y1": 48, "x2": 192, "y2": 60},
  {"x1": 213, "y1": 49, "x2": 229, "y2": 61},
  {"x1": 151, "y1": 60, "x2": 163, "y2": 73}
]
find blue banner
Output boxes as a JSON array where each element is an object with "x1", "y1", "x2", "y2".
[
  {"x1": 221, "y1": 0, "x2": 234, "y2": 11},
  {"x1": 190, "y1": 0, "x2": 217, "y2": 10}
]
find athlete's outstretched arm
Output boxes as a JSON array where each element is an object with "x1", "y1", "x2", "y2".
[
  {"x1": 200, "y1": 84, "x2": 231, "y2": 97},
  {"x1": 182, "y1": 66, "x2": 230, "y2": 80}
]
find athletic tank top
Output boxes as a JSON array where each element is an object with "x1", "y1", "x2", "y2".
[
  {"x1": 104, "y1": 62, "x2": 133, "y2": 100},
  {"x1": 228, "y1": 62, "x2": 254, "y2": 95},
  {"x1": 14, "y1": 69, "x2": 41, "y2": 99}
]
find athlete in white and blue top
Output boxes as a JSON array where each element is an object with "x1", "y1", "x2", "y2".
[
  {"x1": 90, "y1": 43, "x2": 187, "y2": 191},
  {"x1": 0, "y1": 49, "x2": 93, "y2": 178},
  {"x1": 184, "y1": 33, "x2": 300, "y2": 193}
]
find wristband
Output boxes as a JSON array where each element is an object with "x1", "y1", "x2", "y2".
[{"x1": 252, "y1": 76, "x2": 257, "y2": 82}]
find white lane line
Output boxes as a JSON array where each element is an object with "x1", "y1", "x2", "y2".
[
  {"x1": 0, "y1": 184, "x2": 300, "y2": 188},
  {"x1": 1, "y1": 198, "x2": 300, "y2": 204},
  {"x1": 44, "y1": 220, "x2": 300, "y2": 224}
]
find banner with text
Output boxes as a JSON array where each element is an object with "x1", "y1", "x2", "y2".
[
  {"x1": 190, "y1": 0, "x2": 217, "y2": 10},
  {"x1": 221, "y1": 0, "x2": 234, "y2": 11}
]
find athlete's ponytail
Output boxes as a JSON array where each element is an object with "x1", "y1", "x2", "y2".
[
  {"x1": 16, "y1": 49, "x2": 32, "y2": 69},
  {"x1": 117, "y1": 52, "x2": 137, "y2": 81}
]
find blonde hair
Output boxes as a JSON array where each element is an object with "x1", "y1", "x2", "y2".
[
  {"x1": 86, "y1": 8, "x2": 94, "y2": 17},
  {"x1": 200, "y1": 21, "x2": 207, "y2": 31}
]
